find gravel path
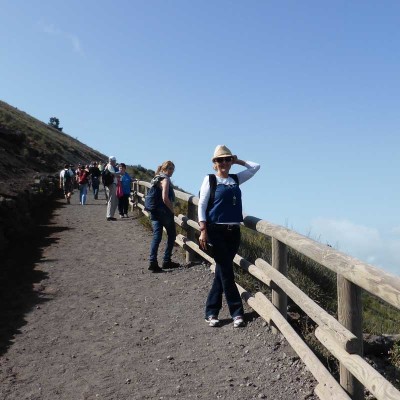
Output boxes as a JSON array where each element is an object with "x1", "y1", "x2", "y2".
[{"x1": 0, "y1": 189, "x2": 318, "y2": 400}]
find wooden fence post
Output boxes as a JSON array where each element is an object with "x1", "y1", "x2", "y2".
[
  {"x1": 185, "y1": 198, "x2": 197, "y2": 263},
  {"x1": 337, "y1": 274, "x2": 364, "y2": 399},
  {"x1": 271, "y1": 238, "x2": 287, "y2": 334}
]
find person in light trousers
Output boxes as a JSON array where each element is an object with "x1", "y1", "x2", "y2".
[{"x1": 105, "y1": 156, "x2": 121, "y2": 221}]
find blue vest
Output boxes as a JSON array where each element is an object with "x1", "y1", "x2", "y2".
[
  {"x1": 207, "y1": 183, "x2": 243, "y2": 223},
  {"x1": 158, "y1": 174, "x2": 175, "y2": 211}
]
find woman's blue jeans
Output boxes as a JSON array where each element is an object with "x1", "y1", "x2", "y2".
[
  {"x1": 205, "y1": 225, "x2": 243, "y2": 319},
  {"x1": 149, "y1": 208, "x2": 176, "y2": 263},
  {"x1": 79, "y1": 183, "x2": 88, "y2": 205}
]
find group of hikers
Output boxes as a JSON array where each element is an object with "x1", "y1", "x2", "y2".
[
  {"x1": 59, "y1": 158, "x2": 132, "y2": 219},
  {"x1": 59, "y1": 145, "x2": 260, "y2": 329}
]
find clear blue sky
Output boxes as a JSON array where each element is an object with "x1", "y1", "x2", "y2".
[{"x1": 2, "y1": 1, "x2": 399, "y2": 275}]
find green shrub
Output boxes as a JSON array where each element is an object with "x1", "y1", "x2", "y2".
[{"x1": 389, "y1": 341, "x2": 400, "y2": 368}]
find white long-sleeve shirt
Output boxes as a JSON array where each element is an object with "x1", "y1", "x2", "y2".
[{"x1": 198, "y1": 161, "x2": 260, "y2": 223}]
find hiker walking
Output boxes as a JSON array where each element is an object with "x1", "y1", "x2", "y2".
[
  {"x1": 148, "y1": 161, "x2": 179, "y2": 273},
  {"x1": 117, "y1": 163, "x2": 132, "y2": 218},
  {"x1": 77, "y1": 165, "x2": 90, "y2": 205},
  {"x1": 198, "y1": 145, "x2": 260, "y2": 328},
  {"x1": 59, "y1": 164, "x2": 74, "y2": 204},
  {"x1": 89, "y1": 162, "x2": 101, "y2": 200},
  {"x1": 105, "y1": 156, "x2": 121, "y2": 221}
]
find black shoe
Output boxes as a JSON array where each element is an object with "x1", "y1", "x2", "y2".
[
  {"x1": 106, "y1": 217, "x2": 117, "y2": 221},
  {"x1": 148, "y1": 261, "x2": 163, "y2": 273},
  {"x1": 162, "y1": 260, "x2": 180, "y2": 269}
]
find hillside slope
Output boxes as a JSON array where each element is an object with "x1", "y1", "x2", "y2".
[{"x1": 0, "y1": 100, "x2": 107, "y2": 197}]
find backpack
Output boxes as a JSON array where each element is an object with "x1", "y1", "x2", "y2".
[
  {"x1": 204, "y1": 174, "x2": 239, "y2": 213},
  {"x1": 144, "y1": 176, "x2": 164, "y2": 211},
  {"x1": 78, "y1": 170, "x2": 89, "y2": 185},
  {"x1": 102, "y1": 169, "x2": 114, "y2": 187},
  {"x1": 63, "y1": 169, "x2": 72, "y2": 185}
]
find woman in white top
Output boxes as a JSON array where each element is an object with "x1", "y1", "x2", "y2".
[{"x1": 198, "y1": 145, "x2": 260, "y2": 328}]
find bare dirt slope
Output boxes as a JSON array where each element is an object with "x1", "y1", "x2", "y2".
[{"x1": 0, "y1": 190, "x2": 317, "y2": 400}]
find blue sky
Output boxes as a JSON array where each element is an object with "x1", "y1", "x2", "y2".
[{"x1": 1, "y1": 1, "x2": 399, "y2": 275}]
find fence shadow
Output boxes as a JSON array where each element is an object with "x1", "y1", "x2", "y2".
[{"x1": 0, "y1": 201, "x2": 69, "y2": 356}]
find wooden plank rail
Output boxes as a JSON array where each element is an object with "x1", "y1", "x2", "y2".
[
  {"x1": 242, "y1": 215, "x2": 400, "y2": 310},
  {"x1": 238, "y1": 287, "x2": 351, "y2": 400},
  {"x1": 255, "y1": 258, "x2": 359, "y2": 353},
  {"x1": 315, "y1": 327, "x2": 400, "y2": 400},
  {"x1": 132, "y1": 180, "x2": 400, "y2": 400}
]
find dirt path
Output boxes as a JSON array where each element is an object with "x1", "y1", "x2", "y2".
[{"x1": 0, "y1": 189, "x2": 318, "y2": 400}]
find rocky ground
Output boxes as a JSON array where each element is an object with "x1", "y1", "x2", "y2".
[{"x1": 0, "y1": 189, "x2": 318, "y2": 400}]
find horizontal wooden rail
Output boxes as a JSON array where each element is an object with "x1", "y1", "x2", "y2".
[
  {"x1": 242, "y1": 215, "x2": 400, "y2": 310},
  {"x1": 238, "y1": 287, "x2": 351, "y2": 400},
  {"x1": 255, "y1": 258, "x2": 359, "y2": 353},
  {"x1": 315, "y1": 327, "x2": 400, "y2": 400}
]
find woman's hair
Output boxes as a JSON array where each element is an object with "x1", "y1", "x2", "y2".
[{"x1": 156, "y1": 160, "x2": 175, "y2": 175}]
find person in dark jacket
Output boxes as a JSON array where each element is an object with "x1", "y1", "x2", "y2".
[
  {"x1": 89, "y1": 162, "x2": 101, "y2": 200},
  {"x1": 148, "y1": 160, "x2": 180, "y2": 273}
]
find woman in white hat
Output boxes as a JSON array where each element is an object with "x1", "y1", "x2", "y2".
[{"x1": 198, "y1": 145, "x2": 260, "y2": 328}]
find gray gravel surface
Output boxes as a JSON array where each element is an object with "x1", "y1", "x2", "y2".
[{"x1": 0, "y1": 190, "x2": 318, "y2": 399}]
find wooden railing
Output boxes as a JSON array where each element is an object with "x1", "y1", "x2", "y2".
[{"x1": 132, "y1": 180, "x2": 400, "y2": 400}]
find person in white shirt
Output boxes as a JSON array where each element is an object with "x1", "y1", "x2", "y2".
[
  {"x1": 198, "y1": 145, "x2": 260, "y2": 328},
  {"x1": 59, "y1": 164, "x2": 74, "y2": 204}
]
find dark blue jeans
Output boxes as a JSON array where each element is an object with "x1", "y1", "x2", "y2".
[
  {"x1": 205, "y1": 225, "x2": 243, "y2": 319},
  {"x1": 118, "y1": 194, "x2": 130, "y2": 215},
  {"x1": 149, "y1": 208, "x2": 176, "y2": 263},
  {"x1": 92, "y1": 180, "x2": 99, "y2": 199}
]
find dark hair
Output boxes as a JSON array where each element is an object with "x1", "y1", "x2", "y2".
[
  {"x1": 64, "y1": 164, "x2": 69, "y2": 169},
  {"x1": 119, "y1": 163, "x2": 126, "y2": 168}
]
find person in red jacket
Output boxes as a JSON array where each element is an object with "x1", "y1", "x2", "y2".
[{"x1": 77, "y1": 165, "x2": 90, "y2": 205}]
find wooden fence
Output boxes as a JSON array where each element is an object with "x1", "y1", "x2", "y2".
[{"x1": 131, "y1": 180, "x2": 400, "y2": 400}]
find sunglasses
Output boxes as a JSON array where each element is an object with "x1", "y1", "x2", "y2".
[{"x1": 215, "y1": 156, "x2": 233, "y2": 163}]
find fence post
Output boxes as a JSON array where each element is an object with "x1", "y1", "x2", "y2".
[
  {"x1": 185, "y1": 197, "x2": 197, "y2": 263},
  {"x1": 271, "y1": 238, "x2": 287, "y2": 334},
  {"x1": 337, "y1": 275, "x2": 364, "y2": 399},
  {"x1": 139, "y1": 182, "x2": 147, "y2": 214}
]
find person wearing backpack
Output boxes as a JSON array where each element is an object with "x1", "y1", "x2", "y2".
[
  {"x1": 198, "y1": 145, "x2": 260, "y2": 328},
  {"x1": 59, "y1": 164, "x2": 74, "y2": 204},
  {"x1": 147, "y1": 160, "x2": 180, "y2": 273}
]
